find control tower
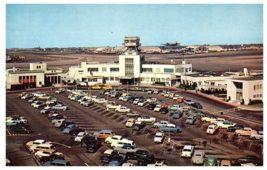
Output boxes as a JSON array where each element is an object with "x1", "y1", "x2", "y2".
[{"x1": 119, "y1": 36, "x2": 144, "y2": 84}]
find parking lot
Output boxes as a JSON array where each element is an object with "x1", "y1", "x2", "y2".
[{"x1": 6, "y1": 88, "x2": 263, "y2": 166}]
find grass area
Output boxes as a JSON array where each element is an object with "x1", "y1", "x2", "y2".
[{"x1": 251, "y1": 103, "x2": 263, "y2": 108}]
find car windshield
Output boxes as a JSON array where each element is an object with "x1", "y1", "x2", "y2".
[
  {"x1": 183, "y1": 149, "x2": 191, "y2": 152},
  {"x1": 195, "y1": 154, "x2": 202, "y2": 156}
]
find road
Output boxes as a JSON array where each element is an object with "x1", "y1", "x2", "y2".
[{"x1": 6, "y1": 89, "x2": 263, "y2": 166}]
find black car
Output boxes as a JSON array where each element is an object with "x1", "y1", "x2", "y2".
[
  {"x1": 160, "y1": 107, "x2": 169, "y2": 114},
  {"x1": 227, "y1": 124, "x2": 244, "y2": 132},
  {"x1": 69, "y1": 128, "x2": 85, "y2": 137},
  {"x1": 99, "y1": 149, "x2": 118, "y2": 163},
  {"x1": 135, "y1": 150, "x2": 150, "y2": 159},
  {"x1": 11, "y1": 124, "x2": 33, "y2": 134},
  {"x1": 86, "y1": 140, "x2": 102, "y2": 153},
  {"x1": 84, "y1": 100, "x2": 94, "y2": 107},
  {"x1": 59, "y1": 121, "x2": 75, "y2": 130},
  {"x1": 132, "y1": 121, "x2": 146, "y2": 131},
  {"x1": 127, "y1": 98, "x2": 135, "y2": 103},
  {"x1": 192, "y1": 102, "x2": 203, "y2": 109},
  {"x1": 147, "y1": 104, "x2": 156, "y2": 110},
  {"x1": 235, "y1": 155, "x2": 263, "y2": 166},
  {"x1": 80, "y1": 135, "x2": 95, "y2": 147},
  {"x1": 48, "y1": 114, "x2": 64, "y2": 122}
]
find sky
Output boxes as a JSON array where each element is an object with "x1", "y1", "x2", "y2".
[{"x1": 6, "y1": 3, "x2": 263, "y2": 48}]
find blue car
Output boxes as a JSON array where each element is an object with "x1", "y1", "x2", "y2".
[
  {"x1": 172, "y1": 111, "x2": 183, "y2": 119},
  {"x1": 108, "y1": 154, "x2": 126, "y2": 166},
  {"x1": 159, "y1": 124, "x2": 182, "y2": 133}
]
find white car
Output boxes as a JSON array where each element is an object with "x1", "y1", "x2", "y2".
[
  {"x1": 210, "y1": 117, "x2": 226, "y2": 125},
  {"x1": 250, "y1": 131, "x2": 263, "y2": 140},
  {"x1": 34, "y1": 150, "x2": 63, "y2": 159},
  {"x1": 181, "y1": 145, "x2": 194, "y2": 157},
  {"x1": 74, "y1": 132, "x2": 87, "y2": 142},
  {"x1": 153, "y1": 120, "x2": 174, "y2": 128},
  {"x1": 192, "y1": 150, "x2": 205, "y2": 165},
  {"x1": 133, "y1": 98, "x2": 140, "y2": 105},
  {"x1": 105, "y1": 135, "x2": 123, "y2": 144},
  {"x1": 122, "y1": 163, "x2": 134, "y2": 166},
  {"x1": 115, "y1": 106, "x2": 131, "y2": 113},
  {"x1": 137, "y1": 116, "x2": 156, "y2": 123},
  {"x1": 26, "y1": 139, "x2": 52, "y2": 150},
  {"x1": 201, "y1": 116, "x2": 217, "y2": 122},
  {"x1": 206, "y1": 124, "x2": 219, "y2": 135},
  {"x1": 51, "y1": 104, "x2": 68, "y2": 111},
  {"x1": 217, "y1": 121, "x2": 236, "y2": 129},
  {"x1": 51, "y1": 118, "x2": 66, "y2": 125},
  {"x1": 137, "y1": 100, "x2": 147, "y2": 107},
  {"x1": 154, "y1": 106, "x2": 161, "y2": 112},
  {"x1": 154, "y1": 132, "x2": 165, "y2": 143},
  {"x1": 126, "y1": 119, "x2": 135, "y2": 127},
  {"x1": 38, "y1": 95, "x2": 51, "y2": 100},
  {"x1": 55, "y1": 88, "x2": 65, "y2": 94},
  {"x1": 173, "y1": 94, "x2": 180, "y2": 101},
  {"x1": 164, "y1": 92, "x2": 170, "y2": 97},
  {"x1": 94, "y1": 98, "x2": 107, "y2": 104},
  {"x1": 79, "y1": 82, "x2": 87, "y2": 86}
]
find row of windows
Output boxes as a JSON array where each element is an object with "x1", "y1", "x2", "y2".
[
  {"x1": 140, "y1": 77, "x2": 170, "y2": 82},
  {"x1": 87, "y1": 68, "x2": 120, "y2": 72},
  {"x1": 253, "y1": 84, "x2": 262, "y2": 90},
  {"x1": 253, "y1": 94, "x2": 262, "y2": 98}
]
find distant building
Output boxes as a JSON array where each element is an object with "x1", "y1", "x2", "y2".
[
  {"x1": 227, "y1": 77, "x2": 263, "y2": 105},
  {"x1": 6, "y1": 62, "x2": 63, "y2": 90}
]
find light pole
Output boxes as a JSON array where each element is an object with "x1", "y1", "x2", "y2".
[{"x1": 127, "y1": 81, "x2": 129, "y2": 93}]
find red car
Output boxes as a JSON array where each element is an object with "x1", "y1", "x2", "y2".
[{"x1": 177, "y1": 97, "x2": 186, "y2": 103}]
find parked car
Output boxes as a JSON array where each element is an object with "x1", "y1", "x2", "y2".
[
  {"x1": 38, "y1": 95, "x2": 51, "y2": 100},
  {"x1": 86, "y1": 140, "x2": 102, "y2": 153},
  {"x1": 100, "y1": 149, "x2": 118, "y2": 163},
  {"x1": 34, "y1": 150, "x2": 63, "y2": 160},
  {"x1": 10, "y1": 124, "x2": 33, "y2": 134},
  {"x1": 115, "y1": 106, "x2": 131, "y2": 113},
  {"x1": 105, "y1": 135, "x2": 123, "y2": 144},
  {"x1": 168, "y1": 104, "x2": 182, "y2": 111},
  {"x1": 26, "y1": 139, "x2": 52, "y2": 150},
  {"x1": 227, "y1": 124, "x2": 244, "y2": 132},
  {"x1": 126, "y1": 119, "x2": 135, "y2": 127},
  {"x1": 192, "y1": 102, "x2": 203, "y2": 109},
  {"x1": 159, "y1": 124, "x2": 181, "y2": 133},
  {"x1": 113, "y1": 145, "x2": 139, "y2": 155},
  {"x1": 108, "y1": 155, "x2": 127, "y2": 166},
  {"x1": 181, "y1": 145, "x2": 194, "y2": 157},
  {"x1": 126, "y1": 112, "x2": 141, "y2": 117},
  {"x1": 183, "y1": 99, "x2": 194, "y2": 105},
  {"x1": 217, "y1": 121, "x2": 236, "y2": 129},
  {"x1": 83, "y1": 100, "x2": 94, "y2": 107},
  {"x1": 69, "y1": 128, "x2": 85, "y2": 137},
  {"x1": 137, "y1": 100, "x2": 148, "y2": 107},
  {"x1": 201, "y1": 116, "x2": 217, "y2": 122},
  {"x1": 206, "y1": 156, "x2": 217, "y2": 166},
  {"x1": 235, "y1": 127, "x2": 257, "y2": 136},
  {"x1": 250, "y1": 131, "x2": 263, "y2": 140},
  {"x1": 74, "y1": 132, "x2": 87, "y2": 142},
  {"x1": 235, "y1": 155, "x2": 263, "y2": 166},
  {"x1": 51, "y1": 104, "x2": 68, "y2": 111},
  {"x1": 146, "y1": 103, "x2": 156, "y2": 110},
  {"x1": 187, "y1": 109, "x2": 206, "y2": 117},
  {"x1": 137, "y1": 116, "x2": 156, "y2": 124},
  {"x1": 153, "y1": 120, "x2": 174, "y2": 128},
  {"x1": 206, "y1": 124, "x2": 219, "y2": 135},
  {"x1": 177, "y1": 96, "x2": 186, "y2": 103},
  {"x1": 42, "y1": 159, "x2": 71, "y2": 166},
  {"x1": 160, "y1": 107, "x2": 169, "y2": 114},
  {"x1": 62, "y1": 124, "x2": 78, "y2": 133},
  {"x1": 55, "y1": 88, "x2": 65, "y2": 94},
  {"x1": 219, "y1": 159, "x2": 232, "y2": 166},
  {"x1": 192, "y1": 150, "x2": 205, "y2": 165},
  {"x1": 132, "y1": 121, "x2": 146, "y2": 131},
  {"x1": 154, "y1": 132, "x2": 165, "y2": 143},
  {"x1": 34, "y1": 101, "x2": 46, "y2": 108},
  {"x1": 185, "y1": 115, "x2": 197, "y2": 125},
  {"x1": 172, "y1": 111, "x2": 183, "y2": 119}
]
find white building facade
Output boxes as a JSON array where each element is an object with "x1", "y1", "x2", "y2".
[
  {"x1": 63, "y1": 36, "x2": 192, "y2": 86},
  {"x1": 227, "y1": 77, "x2": 263, "y2": 105}
]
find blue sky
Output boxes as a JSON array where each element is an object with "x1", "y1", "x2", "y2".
[{"x1": 6, "y1": 4, "x2": 263, "y2": 48}]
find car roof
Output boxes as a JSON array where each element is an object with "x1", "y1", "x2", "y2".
[
  {"x1": 155, "y1": 132, "x2": 163, "y2": 135},
  {"x1": 104, "y1": 149, "x2": 114, "y2": 155},
  {"x1": 194, "y1": 150, "x2": 204, "y2": 154}
]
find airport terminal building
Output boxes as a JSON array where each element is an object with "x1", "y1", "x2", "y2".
[{"x1": 63, "y1": 36, "x2": 192, "y2": 86}]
